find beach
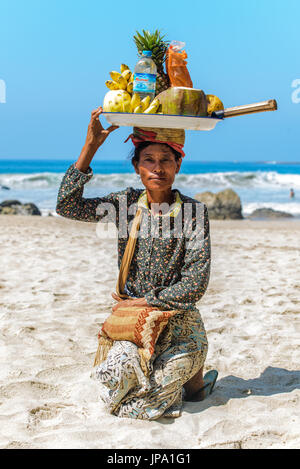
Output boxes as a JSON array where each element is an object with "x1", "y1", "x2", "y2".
[{"x1": 0, "y1": 214, "x2": 299, "y2": 449}]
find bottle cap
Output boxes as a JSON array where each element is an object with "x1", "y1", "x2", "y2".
[{"x1": 142, "y1": 51, "x2": 152, "y2": 57}]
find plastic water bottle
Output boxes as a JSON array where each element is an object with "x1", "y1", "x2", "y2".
[{"x1": 133, "y1": 51, "x2": 157, "y2": 102}]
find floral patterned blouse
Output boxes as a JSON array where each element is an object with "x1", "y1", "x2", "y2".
[{"x1": 56, "y1": 162, "x2": 211, "y2": 313}]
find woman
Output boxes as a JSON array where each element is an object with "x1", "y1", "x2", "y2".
[{"x1": 56, "y1": 106, "x2": 217, "y2": 420}]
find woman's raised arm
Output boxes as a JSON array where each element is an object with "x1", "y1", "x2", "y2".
[
  {"x1": 56, "y1": 107, "x2": 122, "y2": 223},
  {"x1": 75, "y1": 106, "x2": 118, "y2": 173}
]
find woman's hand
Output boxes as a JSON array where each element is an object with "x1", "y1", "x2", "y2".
[
  {"x1": 85, "y1": 106, "x2": 118, "y2": 148},
  {"x1": 111, "y1": 293, "x2": 149, "y2": 312},
  {"x1": 75, "y1": 107, "x2": 119, "y2": 173}
]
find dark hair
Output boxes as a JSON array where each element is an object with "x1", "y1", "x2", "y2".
[{"x1": 129, "y1": 141, "x2": 182, "y2": 167}]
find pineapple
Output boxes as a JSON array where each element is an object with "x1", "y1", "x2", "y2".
[{"x1": 133, "y1": 29, "x2": 170, "y2": 95}]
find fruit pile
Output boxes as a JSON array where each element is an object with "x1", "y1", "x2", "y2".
[
  {"x1": 105, "y1": 64, "x2": 134, "y2": 93},
  {"x1": 103, "y1": 63, "x2": 160, "y2": 114},
  {"x1": 102, "y1": 29, "x2": 224, "y2": 117}
]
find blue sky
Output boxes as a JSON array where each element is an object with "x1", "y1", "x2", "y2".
[{"x1": 0, "y1": 0, "x2": 299, "y2": 162}]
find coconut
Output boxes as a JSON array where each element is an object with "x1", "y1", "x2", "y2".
[
  {"x1": 103, "y1": 90, "x2": 132, "y2": 113},
  {"x1": 156, "y1": 87, "x2": 207, "y2": 116}
]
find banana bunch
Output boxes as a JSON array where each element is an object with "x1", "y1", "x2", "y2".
[
  {"x1": 106, "y1": 64, "x2": 134, "y2": 94},
  {"x1": 131, "y1": 94, "x2": 160, "y2": 114},
  {"x1": 105, "y1": 64, "x2": 160, "y2": 114}
]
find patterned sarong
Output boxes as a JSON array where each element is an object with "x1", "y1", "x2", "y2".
[{"x1": 92, "y1": 309, "x2": 208, "y2": 420}]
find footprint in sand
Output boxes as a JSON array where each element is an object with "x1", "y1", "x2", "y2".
[
  {"x1": 27, "y1": 403, "x2": 72, "y2": 429},
  {"x1": 0, "y1": 381, "x2": 60, "y2": 400},
  {"x1": 36, "y1": 364, "x2": 87, "y2": 383}
]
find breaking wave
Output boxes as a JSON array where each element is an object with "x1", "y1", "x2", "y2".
[{"x1": 1, "y1": 170, "x2": 300, "y2": 190}]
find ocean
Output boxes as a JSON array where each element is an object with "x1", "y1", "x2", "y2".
[{"x1": 0, "y1": 159, "x2": 300, "y2": 218}]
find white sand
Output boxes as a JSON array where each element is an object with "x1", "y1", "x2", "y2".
[{"x1": 0, "y1": 214, "x2": 299, "y2": 449}]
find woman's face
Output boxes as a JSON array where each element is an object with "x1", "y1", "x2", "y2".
[{"x1": 134, "y1": 144, "x2": 182, "y2": 192}]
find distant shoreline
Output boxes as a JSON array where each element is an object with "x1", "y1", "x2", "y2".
[{"x1": 0, "y1": 158, "x2": 300, "y2": 164}]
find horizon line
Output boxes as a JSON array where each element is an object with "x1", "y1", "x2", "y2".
[{"x1": 0, "y1": 158, "x2": 300, "y2": 164}]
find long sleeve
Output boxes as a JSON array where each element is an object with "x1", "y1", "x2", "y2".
[
  {"x1": 144, "y1": 205, "x2": 211, "y2": 311},
  {"x1": 56, "y1": 162, "x2": 130, "y2": 225}
]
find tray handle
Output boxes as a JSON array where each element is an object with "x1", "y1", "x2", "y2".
[{"x1": 212, "y1": 99, "x2": 277, "y2": 118}]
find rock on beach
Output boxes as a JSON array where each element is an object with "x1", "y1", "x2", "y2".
[
  {"x1": 246, "y1": 208, "x2": 294, "y2": 219},
  {"x1": 194, "y1": 189, "x2": 243, "y2": 219},
  {"x1": 0, "y1": 200, "x2": 41, "y2": 216}
]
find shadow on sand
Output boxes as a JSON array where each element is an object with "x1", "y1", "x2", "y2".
[{"x1": 182, "y1": 366, "x2": 300, "y2": 415}]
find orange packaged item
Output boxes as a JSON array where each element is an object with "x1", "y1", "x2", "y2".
[{"x1": 166, "y1": 41, "x2": 193, "y2": 88}]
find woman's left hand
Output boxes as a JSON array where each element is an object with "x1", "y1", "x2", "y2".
[{"x1": 111, "y1": 293, "x2": 149, "y2": 312}]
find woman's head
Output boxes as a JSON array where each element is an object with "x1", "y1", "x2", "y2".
[{"x1": 131, "y1": 142, "x2": 182, "y2": 192}]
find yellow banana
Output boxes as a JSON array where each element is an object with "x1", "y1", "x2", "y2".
[
  {"x1": 134, "y1": 104, "x2": 144, "y2": 113},
  {"x1": 121, "y1": 69, "x2": 132, "y2": 81},
  {"x1": 122, "y1": 101, "x2": 132, "y2": 113},
  {"x1": 116, "y1": 75, "x2": 127, "y2": 90},
  {"x1": 105, "y1": 80, "x2": 120, "y2": 90},
  {"x1": 120, "y1": 64, "x2": 130, "y2": 73},
  {"x1": 131, "y1": 93, "x2": 140, "y2": 109},
  {"x1": 127, "y1": 82, "x2": 133, "y2": 94},
  {"x1": 144, "y1": 106, "x2": 158, "y2": 114},
  {"x1": 110, "y1": 71, "x2": 122, "y2": 81},
  {"x1": 144, "y1": 98, "x2": 160, "y2": 114},
  {"x1": 140, "y1": 96, "x2": 151, "y2": 112}
]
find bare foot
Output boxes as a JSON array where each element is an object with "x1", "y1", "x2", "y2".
[
  {"x1": 185, "y1": 387, "x2": 206, "y2": 402},
  {"x1": 184, "y1": 367, "x2": 204, "y2": 401},
  {"x1": 185, "y1": 369, "x2": 218, "y2": 402}
]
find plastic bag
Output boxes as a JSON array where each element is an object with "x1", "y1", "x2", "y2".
[{"x1": 166, "y1": 41, "x2": 193, "y2": 88}]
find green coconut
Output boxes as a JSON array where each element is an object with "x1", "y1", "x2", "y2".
[{"x1": 156, "y1": 87, "x2": 207, "y2": 116}]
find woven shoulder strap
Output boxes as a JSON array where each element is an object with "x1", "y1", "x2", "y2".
[{"x1": 116, "y1": 207, "x2": 142, "y2": 299}]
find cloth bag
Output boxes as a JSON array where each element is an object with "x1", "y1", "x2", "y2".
[{"x1": 94, "y1": 207, "x2": 179, "y2": 376}]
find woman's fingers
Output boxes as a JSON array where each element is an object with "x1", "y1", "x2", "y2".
[
  {"x1": 111, "y1": 295, "x2": 134, "y2": 312},
  {"x1": 91, "y1": 105, "x2": 102, "y2": 115},
  {"x1": 106, "y1": 125, "x2": 119, "y2": 133},
  {"x1": 111, "y1": 293, "x2": 142, "y2": 312},
  {"x1": 91, "y1": 107, "x2": 103, "y2": 123},
  {"x1": 100, "y1": 125, "x2": 119, "y2": 137},
  {"x1": 91, "y1": 107, "x2": 101, "y2": 119},
  {"x1": 111, "y1": 292, "x2": 122, "y2": 302},
  {"x1": 91, "y1": 107, "x2": 118, "y2": 134}
]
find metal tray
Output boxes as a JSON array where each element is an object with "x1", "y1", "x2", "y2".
[{"x1": 102, "y1": 112, "x2": 222, "y2": 131}]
